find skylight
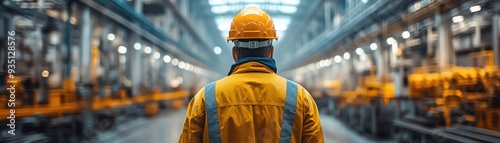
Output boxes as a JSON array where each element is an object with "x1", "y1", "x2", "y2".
[{"x1": 209, "y1": 0, "x2": 300, "y2": 7}]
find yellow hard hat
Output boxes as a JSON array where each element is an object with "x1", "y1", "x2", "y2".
[{"x1": 227, "y1": 6, "x2": 278, "y2": 46}]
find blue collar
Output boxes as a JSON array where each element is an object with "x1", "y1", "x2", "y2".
[{"x1": 228, "y1": 57, "x2": 278, "y2": 75}]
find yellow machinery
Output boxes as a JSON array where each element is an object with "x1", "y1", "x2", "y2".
[
  {"x1": 407, "y1": 50, "x2": 500, "y2": 132},
  {"x1": 323, "y1": 80, "x2": 342, "y2": 98},
  {"x1": 0, "y1": 42, "x2": 190, "y2": 121},
  {"x1": 334, "y1": 67, "x2": 395, "y2": 136},
  {"x1": 343, "y1": 67, "x2": 395, "y2": 107},
  {"x1": 471, "y1": 51, "x2": 500, "y2": 132},
  {"x1": 0, "y1": 77, "x2": 190, "y2": 120}
]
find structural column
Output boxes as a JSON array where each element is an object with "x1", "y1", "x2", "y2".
[
  {"x1": 100, "y1": 23, "x2": 111, "y2": 98},
  {"x1": 437, "y1": 15, "x2": 454, "y2": 70},
  {"x1": 426, "y1": 25, "x2": 433, "y2": 62},
  {"x1": 375, "y1": 37, "x2": 388, "y2": 83},
  {"x1": 128, "y1": 34, "x2": 142, "y2": 96},
  {"x1": 493, "y1": 14, "x2": 500, "y2": 66},
  {"x1": 134, "y1": 0, "x2": 143, "y2": 14},
  {"x1": 347, "y1": 51, "x2": 356, "y2": 91},
  {"x1": 324, "y1": 1, "x2": 332, "y2": 31},
  {"x1": 78, "y1": 5, "x2": 94, "y2": 131}
]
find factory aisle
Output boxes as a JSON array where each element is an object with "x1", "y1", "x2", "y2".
[{"x1": 104, "y1": 109, "x2": 378, "y2": 143}]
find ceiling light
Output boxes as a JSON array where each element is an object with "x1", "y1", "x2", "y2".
[
  {"x1": 163, "y1": 55, "x2": 171, "y2": 63},
  {"x1": 144, "y1": 46, "x2": 152, "y2": 54},
  {"x1": 107, "y1": 33, "x2": 115, "y2": 41},
  {"x1": 118, "y1": 46, "x2": 127, "y2": 54},
  {"x1": 370, "y1": 43, "x2": 377, "y2": 50},
  {"x1": 179, "y1": 61, "x2": 186, "y2": 69},
  {"x1": 452, "y1": 15, "x2": 464, "y2": 23},
  {"x1": 308, "y1": 64, "x2": 315, "y2": 70},
  {"x1": 319, "y1": 60, "x2": 325, "y2": 67},
  {"x1": 185, "y1": 63, "x2": 191, "y2": 71},
  {"x1": 355, "y1": 48, "x2": 364, "y2": 55},
  {"x1": 470, "y1": 5, "x2": 481, "y2": 13},
  {"x1": 343, "y1": 52, "x2": 350, "y2": 60},
  {"x1": 41, "y1": 70, "x2": 50, "y2": 77},
  {"x1": 325, "y1": 59, "x2": 332, "y2": 66},
  {"x1": 172, "y1": 59, "x2": 179, "y2": 66},
  {"x1": 134, "y1": 43, "x2": 141, "y2": 50},
  {"x1": 153, "y1": 52, "x2": 160, "y2": 59},
  {"x1": 214, "y1": 46, "x2": 222, "y2": 55},
  {"x1": 334, "y1": 55, "x2": 342, "y2": 63},
  {"x1": 402, "y1": 31, "x2": 410, "y2": 39},
  {"x1": 387, "y1": 37, "x2": 395, "y2": 45}
]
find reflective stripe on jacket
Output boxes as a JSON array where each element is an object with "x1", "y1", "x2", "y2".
[{"x1": 179, "y1": 58, "x2": 324, "y2": 143}]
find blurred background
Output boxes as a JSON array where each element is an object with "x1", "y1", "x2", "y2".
[{"x1": 1, "y1": 0, "x2": 500, "y2": 142}]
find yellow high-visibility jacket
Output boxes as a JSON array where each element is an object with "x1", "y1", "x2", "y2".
[{"x1": 179, "y1": 57, "x2": 324, "y2": 143}]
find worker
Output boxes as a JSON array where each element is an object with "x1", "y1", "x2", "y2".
[{"x1": 179, "y1": 6, "x2": 324, "y2": 143}]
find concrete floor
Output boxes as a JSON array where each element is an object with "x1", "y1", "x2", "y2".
[{"x1": 101, "y1": 108, "x2": 382, "y2": 143}]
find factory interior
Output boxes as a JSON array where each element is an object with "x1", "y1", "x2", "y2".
[{"x1": 1, "y1": 0, "x2": 500, "y2": 142}]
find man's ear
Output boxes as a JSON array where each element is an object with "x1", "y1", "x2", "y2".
[
  {"x1": 268, "y1": 46, "x2": 274, "y2": 58},
  {"x1": 232, "y1": 46, "x2": 238, "y2": 62}
]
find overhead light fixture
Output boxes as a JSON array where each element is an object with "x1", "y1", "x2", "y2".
[
  {"x1": 362, "y1": 0, "x2": 368, "y2": 3},
  {"x1": 355, "y1": 48, "x2": 364, "y2": 55},
  {"x1": 308, "y1": 64, "x2": 315, "y2": 70},
  {"x1": 325, "y1": 59, "x2": 332, "y2": 66},
  {"x1": 172, "y1": 58, "x2": 179, "y2": 66},
  {"x1": 343, "y1": 52, "x2": 350, "y2": 60},
  {"x1": 470, "y1": 5, "x2": 481, "y2": 13},
  {"x1": 153, "y1": 52, "x2": 160, "y2": 59},
  {"x1": 334, "y1": 55, "x2": 342, "y2": 63},
  {"x1": 402, "y1": 31, "x2": 410, "y2": 39},
  {"x1": 370, "y1": 43, "x2": 378, "y2": 50},
  {"x1": 134, "y1": 43, "x2": 141, "y2": 50},
  {"x1": 118, "y1": 46, "x2": 127, "y2": 54},
  {"x1": 144, "y1": 46, "x2": 152, "y2": 54},
  {"x1": 185, "y1": 63, "x2": 191, "y2": 71},
  {"x1": 41, "y1": 70, "x2": 50, "y2": 78},
  {"x1": 452, "y1": 15, "x2": 464, "y2": 23},
  {"x1": 214, "y1": 46, "x2": 222, "y2": 55},
  {"x1": 179, "y1": 61, "x2": 186, "y2": 69},
  {"x1": 107, "y1": 33, "x2": 115, "y2": 41},
  {"x1": 321, "y1": 60, "x2": 327, "y2": 67},
  {"x1": 387, "y1": 37, "x2": 395, "y2": 45},
  {"x1": 163, "y1": 55, "x2": 171, "y2": 63},
  {"x1": 316, "y1": 62, "x2": 321, "y2": 69}
]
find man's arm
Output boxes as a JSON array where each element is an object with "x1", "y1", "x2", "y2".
[
  {"x1": 178, "y1": 88, "x2": 206, "y2": 143},
  {"x1": 301, "y1": 89, "x2": 325, "y2": 143}
]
